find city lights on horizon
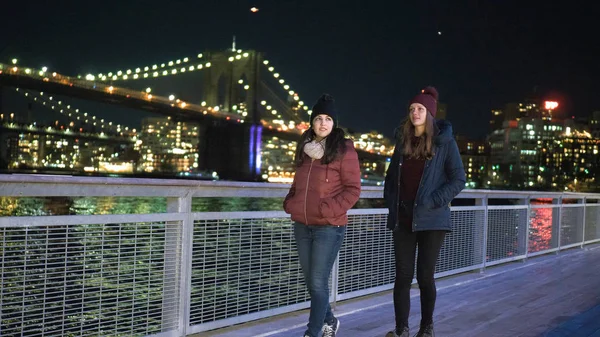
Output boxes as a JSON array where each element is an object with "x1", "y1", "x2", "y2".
[{"x1": 3, "y1": 50, "x2": 599, "y2": 190}]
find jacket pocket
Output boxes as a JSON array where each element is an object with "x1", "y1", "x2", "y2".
[
  {"x1": 284, "y1": 195, "x2": 303, "y2": 217},
  {"x1": 319, "y1": 199, "x2": 333, "y2": 219},
  {"x1": 423, "y1": 197, "x2": 435, "y2": 210}
]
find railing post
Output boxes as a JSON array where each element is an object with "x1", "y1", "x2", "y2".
[
  {"x1": 479, "y1": 196, "x2": 489, "y2": 272},
  {"x1": 556, "y1": 196, "x2": 563, "y2": 253},
  {"x1": 581, "y1": 197, "x2": 587, "y2": 248},
  {"x1": 166, "y1": 193, "x2": 194, "y2": 337},
  {"x1": 524, "y1": 197, "x2": 531, "y2": 259}
]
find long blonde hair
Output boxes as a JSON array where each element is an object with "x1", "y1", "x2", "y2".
[{"x1": 401, "y1": 111, "x2": 437, "y2": 160}]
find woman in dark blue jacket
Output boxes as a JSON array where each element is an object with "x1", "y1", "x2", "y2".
[{"x1": 384, "y1": 87, "x2": 465, "y2": 337}]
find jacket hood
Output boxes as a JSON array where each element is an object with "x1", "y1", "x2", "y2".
[{"x1": 434, "y1": 119, "x2": 454, "y2": 145}]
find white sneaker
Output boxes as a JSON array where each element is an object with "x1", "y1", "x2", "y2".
[{"x1": 322, "y1": 317, "x2": 340, "y2": 337}]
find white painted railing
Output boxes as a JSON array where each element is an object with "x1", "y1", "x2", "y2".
[{"x1": 0, "y1": 174, "x2": 599, "y2": 337}]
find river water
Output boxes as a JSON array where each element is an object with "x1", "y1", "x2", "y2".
[{"x1": 0, "y1": 196, "x2": 385, "y2": 217}]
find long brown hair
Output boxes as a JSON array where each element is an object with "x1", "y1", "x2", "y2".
[
  {"x1": 294, "y1": 128, "x2": 348, "y2": 166},
  {"x1": 401, "y1": 111, "x2": 437, "y2": 160}
]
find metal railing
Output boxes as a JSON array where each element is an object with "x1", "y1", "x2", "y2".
[{"x1": 1, "y1": 174, "x2": 599, "y2": 337}]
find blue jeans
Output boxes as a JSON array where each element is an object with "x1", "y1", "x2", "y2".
[{"x1": 294, "y1": 222, "x2": 346, "y2": 337}]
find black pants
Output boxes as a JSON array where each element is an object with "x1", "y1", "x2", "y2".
[{"x1": 392, "y1": 227, "x2": 446, "y2": 329}]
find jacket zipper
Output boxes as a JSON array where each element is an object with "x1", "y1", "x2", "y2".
[
  {"x1": 304, "y1": 159, "x2": 315, "y2": 225},
  {"x1": 412, "y1": 160, "x2": 429, "y2": 232},
  {"x1": 395, "y1": 161, "x2": 402, "y2": 227}
]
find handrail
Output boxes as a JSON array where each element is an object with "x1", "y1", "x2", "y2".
[{"x1": 0, "y1": 174, "x2": 598, "y2": 199}]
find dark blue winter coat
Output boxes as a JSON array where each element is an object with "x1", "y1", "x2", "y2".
[{"x1": 383, "y1": 120, "x2": 466, "y2": 231}]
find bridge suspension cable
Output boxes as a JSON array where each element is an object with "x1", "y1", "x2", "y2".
[
  {"x1": 91, "y1": 53, "x2": 207, "y2": 82},
  {"x1": 261, "y1": 59, "x2": 310, "y2": 115},
  {"x1": 90, "y1": 49, "x2": 253, "y2": 82},
  {"x1": 260, "y1": 81, "x2": 302, "y2": 124},
  {"x1": 15, "y1": 88, "x2": 135, "y2": 136}
]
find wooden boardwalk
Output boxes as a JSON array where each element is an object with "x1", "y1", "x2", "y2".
[{"x1": 203, "y1": 244, "x2": 600, "y2": 337}]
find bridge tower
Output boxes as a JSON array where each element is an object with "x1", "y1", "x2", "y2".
[
  {"x1": 195, "y1": 49, "x2": 264, "y2": 181},
  {"x1": 202, "y1": 49, "x2": 263, "y2": 124}
]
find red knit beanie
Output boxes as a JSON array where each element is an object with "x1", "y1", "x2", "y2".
[{"x1": 409, "y1": 86, "x2": 439, "y2": 118}]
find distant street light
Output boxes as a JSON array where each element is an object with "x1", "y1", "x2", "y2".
[{"x1": 250, "y1": 7, "x2": 259, "y2": 13}]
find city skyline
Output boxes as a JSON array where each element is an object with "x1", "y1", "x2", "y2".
[
  {"x1": 3, "y1": 92, "x2": 600, "y2": 192},
  {"x1": 1, "y1": 1, "x2": 598, "y2": 139},
  {"x1": 1, "y1": 46, "x2": 596, "y2": 141}
]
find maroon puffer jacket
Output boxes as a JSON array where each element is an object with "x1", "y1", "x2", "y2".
[{"x1": 283, "y1": 139, "x2": 361, "y2": 226}]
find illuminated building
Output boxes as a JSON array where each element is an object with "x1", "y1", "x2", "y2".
[
  {"x1": 518, "y1": 118, "x2": 564, "y2": 188},
  {"x1": 489, "y1": 109, "x2": 504, "y2": 132},
  {"x1": 590, "y1": 111, "x2": 600, "y2": 138},
  {"x1": 0, "y1": 121, "x2": 135, "y2": 173},
  {"x1": 549, "y1": 128, "x2": 600, "y2": 191},
  {"x1": 456, "y1": 135, "x2": 489, "y2": 189},
  {"x1": 486, "y1": 100, "x2": 600, "y2": 191},
  {"x1": 139, "y1": 117, "x2": 199, "y2": 173},
  {"x1": 261, "y1": 136, "x2": 297, "y2": 183},
  {"x1": 487, "y1": 117, "x2": 564, "y2": 189},
  {"x1": 352, "y1": 131, "x2": 394, "y2": 156},
  {"x1": 486, "y1": 120, "x2": 519, "y2": 188},
  {"x1": 486, "y1": 99, "x2": 567, "y2": 189},
  {"x1": 351, "y1": 131, "x2": 391, "y2": 184},
  {"x1": 503, "y1": 100, "x2": 556, "y2": 121}
]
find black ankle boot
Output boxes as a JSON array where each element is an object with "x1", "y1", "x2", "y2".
[
  {"x1": 385, "y1": 325, "x2": 409, "y2": 337},
  {"x1": 413, "y1": 323, "x2": 434, "y2": 337}
]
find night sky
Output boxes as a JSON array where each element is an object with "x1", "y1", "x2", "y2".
[{"x1": 1, "y1": 1, "x2": 599, "y2": 139}]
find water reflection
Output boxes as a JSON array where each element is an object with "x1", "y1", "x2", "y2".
[
  {"x1": 528, "y1": 199, "x2": 559, "y2": 254},
  {"x1": 529, "y1": 207, "x2": 554, "y2": 253},
  {"x1": 0, "y1": 196, "x2": 385, "y2": 216}
]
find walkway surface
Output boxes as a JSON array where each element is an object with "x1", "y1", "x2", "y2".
[{"x1": 202, "y1": 244, "x2": 600, "y2": 337}]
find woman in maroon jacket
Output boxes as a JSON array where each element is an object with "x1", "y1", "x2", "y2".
[{"x1": 283, "y1": 94, "x2": 361, "y2": 337}]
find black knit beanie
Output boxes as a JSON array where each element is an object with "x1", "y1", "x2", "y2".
[{"x1": 310, "y1": 94, "x2": 338, "y2": 127}]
